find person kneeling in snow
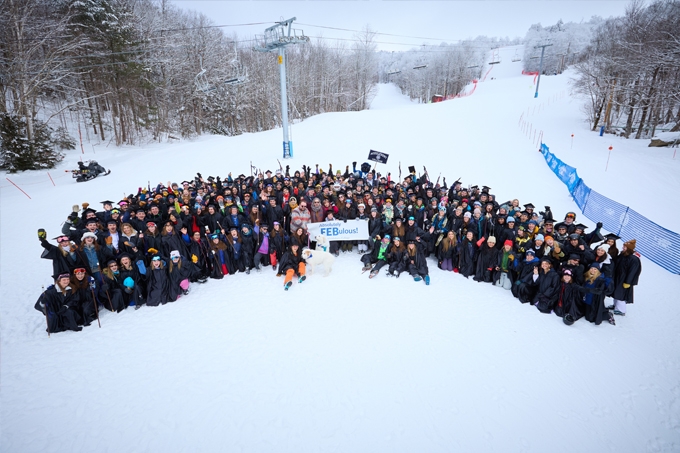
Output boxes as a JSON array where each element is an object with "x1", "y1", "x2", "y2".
[
  {"x1": 34, "y1": 273, "x2": 83, "y2": 333},
  {"x1": 406, "y1": 240, "x2": 430, "y2": 285},
  {"x1": 278, "y1": 244, "x2": 306, "y2": 291}
]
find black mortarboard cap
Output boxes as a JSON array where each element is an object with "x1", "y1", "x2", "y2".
[
  {"x1": 575, "y1": 223, "x2": 588, "y2": 230},
  {"x1": 603, "y1": 233, "x2": 620, "y2": 241},
  {"x1": 524, "y1": 203, "x2": 535, "y2": 209},
  {"x1": 100, "y1": 200, "x2": 114, "y2": 205}
]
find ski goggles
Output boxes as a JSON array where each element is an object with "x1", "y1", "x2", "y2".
[
  {"x1": 151, "y1": 256, "x2": 161, "y2": 261},
  {"x1": 57, "y1": 273, "x2": 70, "y2": 280},
  {"x1": 74, "y1": 268, "x2": 87, "y2": 274},
  {"x1": 57, "y1": 236, "x2": 70, "y2": 243}
]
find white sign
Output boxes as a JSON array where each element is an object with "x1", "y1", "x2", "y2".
[{"x1": 307, "y1": 219, "x2": 369, "y2": 241}]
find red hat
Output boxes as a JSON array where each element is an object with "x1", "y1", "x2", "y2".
[{"x1": 504, "y1": 240, "x2": 513, "y2": 247}]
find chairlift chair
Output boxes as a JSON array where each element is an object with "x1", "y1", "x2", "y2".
[
  {"x1": 413, "y1": 64, "x2": 428, "y2": 70},
  {"x1": 512, "y1": 49, "x2": 521, "y2": 62},
  {"x1": 488, "y1": 49, "x2": 501, "y2": 65},
  {"x1": 194, "y1": 56, "x2": 216, "y2": 94}
]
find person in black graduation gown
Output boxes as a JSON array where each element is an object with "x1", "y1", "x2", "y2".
[
  {"x1": 553, "y1": 270, "x2": 585, "y2": 319},
  {"x1": 611, "y1": 239, "x2": 642, "y2": 316},
  {"x1": 582, "y1": 265, "x2": 616, "y2": 325},
  {"x1": 99, "y1": 259, "x2": 127, "y2": 312},
  {"x1": 146, "y1": 255, "x2": 170, "y2": 306},
  {"x1": 34, "y1": 273, "x2": 82, "y2": 333},
  {"x1": 457, "y1": 230, "x2": 478, "y2": 278},
  {"x1": 533, "y1": 257, "x2": 561, "y2": 313},
  {"x1": 69, "y1": 268, "x2": 99, "y2": 326},
  {"x1": 512, "y1": 249, "x2": 540, "y2": 303},
  {"x1": 38, "y1": 230, "x2": 87, "y2": 277},
  {"x1": 474, "y1": 236, "x2": 499, "y2": 283}
]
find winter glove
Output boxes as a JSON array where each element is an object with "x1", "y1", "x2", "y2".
[
  {"x1": 596, "y1": 222, "x2": 603, "y2": 229},
  {"x1": 105, "y1": 236, "x2": 113, "y2": 245},
  {"x1": 88, "y1": 276, "x2": 96, "y2": 289},
  {"x1": 101, "y1": 283, "x2": 109, "y2": 292},
  {"x1": 476, "y1": 237, "x2": 486, "y2": 247},
  {"x1": 38, "y1": 229, "x2": 47, "y2": 240},
  {"x1": 82, "y1": 202, "x2": 90, "y2": 210},
  {"x1": 508, "y1": 254, "x2": 514, "y2": 261},
  {"x1": 192, "y1": 254, "x2": 198, "y2": 263},
  {"x1": 623, "y1": 283, "x2": 631, "y2": 289},
  {"x1": 72, "y1": 204, "x2": 80, "y2": 213},
  {"x1": 148, "y1": 248, "x2": 158, "y2": 255}
]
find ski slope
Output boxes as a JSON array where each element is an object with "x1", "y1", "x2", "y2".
[{"x1": 2, "y1": 47, "x2": 680, "y2": 453}]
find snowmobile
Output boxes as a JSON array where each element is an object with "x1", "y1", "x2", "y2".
[{"x1": 70, "y1": 160, "x2": 110, "y2": 182}]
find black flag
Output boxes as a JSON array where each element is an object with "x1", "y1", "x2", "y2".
[{"x1": 367, "y1": 150, "x2": 389, "y2": 164}]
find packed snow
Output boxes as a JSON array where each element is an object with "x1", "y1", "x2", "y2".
[{"x1": 2, "y1": 45, "x2": 680, "y2": 452}]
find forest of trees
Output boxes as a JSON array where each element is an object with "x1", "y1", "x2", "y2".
[
  {"x1": 1, "y1": 0, "x2": 679, "y2": 172},
  {"x1": 571, "y1": 0, "x2": 680, "y2": 137},
  {"x1": 379, "y1": 37, "x2": 521, "y2": 103},
  {"x1": 0, "y1": 0, "x2": 379, "y2": 170}
]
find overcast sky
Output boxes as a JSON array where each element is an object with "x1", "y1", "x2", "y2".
[{"x1": 172, "y1": 0, "x2": 631, "y2": 51}]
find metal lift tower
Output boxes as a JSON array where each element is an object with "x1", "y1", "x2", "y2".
[{"x1": 254, "y1": 18, "x2": 309, "y2": 159}]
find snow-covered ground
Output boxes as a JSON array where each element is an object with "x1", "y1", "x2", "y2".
[{"x1": 2, "y1": 45, "x2": 680, "y2": 452}]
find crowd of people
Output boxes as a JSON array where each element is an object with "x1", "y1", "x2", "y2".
[{"x1": 34, "y1": 161, "x2": 642, "y2": 334}]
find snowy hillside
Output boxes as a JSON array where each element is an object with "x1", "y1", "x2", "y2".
[{"x1": 2, "y1": 45, "x2": 680, "y2": 452}]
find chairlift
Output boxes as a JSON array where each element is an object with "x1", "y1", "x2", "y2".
[
  {"x1": 194, "y1": 56, "x2": 216, "y2": 94},
  {"x1": 223, "y1": 50, "x2": 248, "y2": 86},
  {"x1": 488, "y1": 49, "x2": 501, "y2": 65},
  {"x1": 413, "y1": 64, "x2": 428, "y2": 70},
  {"x1": 512, "y1": 49, "x2": 521, "y2": 62},
  {"x1": 387, "y1": 68, "x2": 401, "y2": 75}
]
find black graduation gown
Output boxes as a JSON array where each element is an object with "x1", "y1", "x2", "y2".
[
  {"x1": 583, "y1": 275, "x2": 614, "y2": 325},
  {"x1": 40, "y1": 240, "x2": 87, "y2": 276},
  {"x1": 533, "y1": 269, "x2": 561, "y2": 313},
  {"x1": 188, "y1": 238, "x2": 212, "y2": 278},
  {"x1": 161, "y1": 232, "x2": 188, "y2": 259},
  {"x1": 612, "y1": 252, "x2": 642, "y2": 303},
  {"x1": 458, "y1": 240, "x2": 477, "y2": 278},
  {"x1": 34, "y1": 285, "x2": 82, "y2": 333},
  {"x1": 100, "y1": 273, "x2": 127, "y2": 312},
  {"x1": 70, "y1": 279, "x2": 99, "y2": 325},
  {"x1": 553, "y1": 282, "x2": 585, "y2": 319},
  {"x1": 406, "y1": 245, "x2": 429, "y2": 277},
  {"x1": 474, "y1": 245, "x2": 500, "y2": 283},
  {"x1": 387, "y1": 247, "x2": 408, "y2": 274},
  {"x1": 278, "y1": 248, "x2": 304, "y2": 275},
  {"x1": 146, "y1": 266, "x2": 170, "y2": 306},
  {"x1": 119, "y1": 265, "x2": 147, "y2": 307},
  {"x1": 512, "y1": 257, "x2": 540, "y2": 302}
]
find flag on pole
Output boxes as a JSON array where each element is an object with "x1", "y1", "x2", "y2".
[{"x1": 367, "y1": 150, "x2": 389, "y2": 164}]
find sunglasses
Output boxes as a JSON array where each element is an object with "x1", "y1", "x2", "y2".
[{"x1": 74, "y1": 268, "x2": 86, "y2": 274}]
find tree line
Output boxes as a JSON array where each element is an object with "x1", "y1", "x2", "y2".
[
  {"x1": 0, "y1": 0, "x2": 378, "y2": 171},
  {"x1": 571, "y1": 0, "x2": 680, "y2": 137}
]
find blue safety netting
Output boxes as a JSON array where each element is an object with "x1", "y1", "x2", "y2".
[{"x1": 540, "y1": 143, "x2": 680, "y2": 274}]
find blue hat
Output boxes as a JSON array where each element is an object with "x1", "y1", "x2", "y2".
[
  {"x1": 384, "y1": 234, "x2": 391, "y2": 240},
  {"x1": 507, "y1": 216, "x2": 516, "y2": 223},
  {"x1": 526, "y1": 249, "x2": 536, "y2": 256},
  {"x1": 123, "y1": 277, "x2": 134, "y2": 288},
  {"x1": 408, "y1": 216, "x2": 415, "y2": 221}
]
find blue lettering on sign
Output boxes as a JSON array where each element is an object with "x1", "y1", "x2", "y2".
[{"x1": 332, "y1": 227, "x2": 339, "y2": 236}]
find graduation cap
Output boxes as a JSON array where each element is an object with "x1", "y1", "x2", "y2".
[
  {"x1": 482, "y1": 186, "x2": 491, "y2": 192},
  {"x1": 408, "y1": 165, "x2": 416, "y2": 174},
  {"x1": 470, "y1": 185, "x2": 479, "y2": 190},
  {"x1": 574, "y1": 223, "x2": 589, "y2": 231},
  {"x1": 265, "y1": 170, "x2": 272, "y2": 174},
  {"x1": 83, "y1": 207, "x2": 97, "y2": 215},
  {"x1": 603, "y1": 233, "x2": 620, "y2": 241},
  {"x1": 524, "y1": 203, "x2": 535, "y2": 210},
  {"x1": 100, "y1": 200, "x2": 114, "y2": 205},
  {"x1": 84, "y1": 218, "x2": 98, "y2": 225}
]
